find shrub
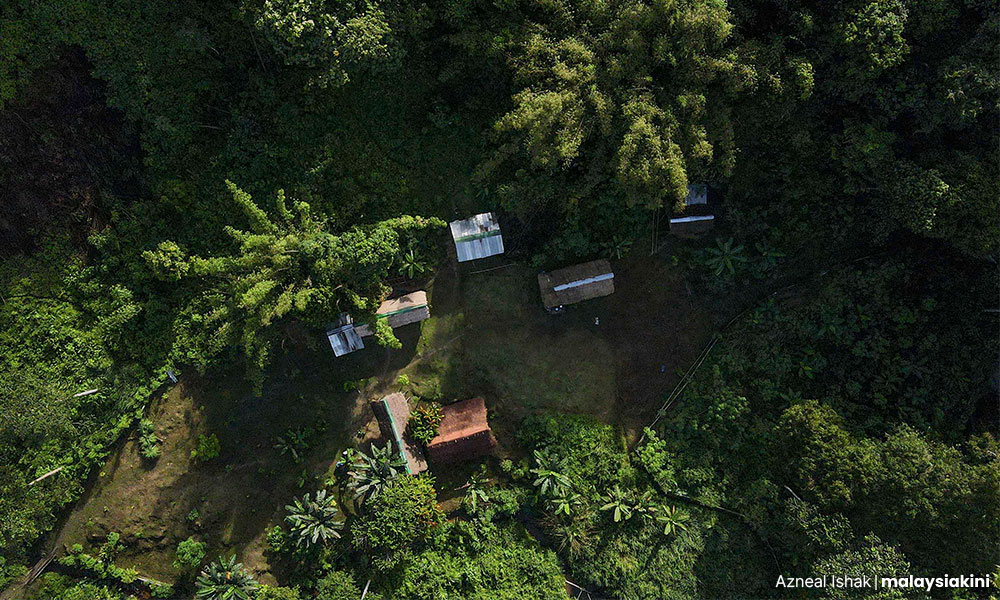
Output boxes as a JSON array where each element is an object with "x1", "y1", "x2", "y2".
[
  {"x1": 407, "y1": 403, "x2": 443, "y2": 445},
  {"x1": 350, "y1": 475, "x2": 444, "y2": 569},
  {"x1": 138, "y1": 418, "x2": 161, "y2": 460},
  {"x1": 190, "y1": 434, "x2": 220, "y2": 462},
  {"x1": 173, "y1": 537, "x2": 207, "y2": 571},
  {"x1": 316, "y1": 571, "x2": 360, "y2": 600},
  {"x1": 257, "y1": 585, "x2": 301, "y2": 600},
  {"x1": 396, "y1": 373, "x2": 410, "y2": 388}
]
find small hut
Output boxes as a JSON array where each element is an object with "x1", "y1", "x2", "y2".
[
  {"x1": 326, "y1": 314, "x2": 364, "y2": 357},
  {"x1": 426, "y1": 397, "x2": 497, "y2": 463},
  {"x1": 449, "y1": 212, "x2": 504, "y2": 262},
  {"x1": 537, "y1": 259, "x2": 615, "y2": 311},
  {"x1": 355, "y1": 291, "x2": 430, "y2": 336},
  {"x1": 370, "y1": 393, "x2": 428, "y2": 474},
  {"x1": 669, "y1": 183, "x2": 715, "y2": 238}
]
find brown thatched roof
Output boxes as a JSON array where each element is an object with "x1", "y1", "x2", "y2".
[
  {"x1": 426, "y1": 397, "x2": 496, "y2": 463},
  {"x1": 537, "y1": 259, "x2": 615, "y2": 309}
]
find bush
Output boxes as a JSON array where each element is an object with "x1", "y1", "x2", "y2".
[
  {"x1": 173, "y1": 537, "x2": 206, "y2": 571},
  {"x1": 350, "y1": 475, "x2": 444, "y2": 569},
  {"x1": 257, "y1": 585, "x2": 302, "y2": 600},
  {"x1": 138, "y1": 418, "x2": 161, "y2": 460},
  {"x1": 316, "y1": 571, "x2": 360, "y2": 600},
  {"x1": 407, "y1": 403, "x2": 443, "y2": 445},
  {"x1": 190, "y1": 433, "x2": 220, "y2": 462}
]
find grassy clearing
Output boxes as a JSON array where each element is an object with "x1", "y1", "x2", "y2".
[{"x1": 40, "y1": 253, "x2": 712, "y2": 589}]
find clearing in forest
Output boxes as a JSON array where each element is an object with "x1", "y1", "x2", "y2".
[{"x1": 42, "y1": 254, "x2": 712, "y2": 584}]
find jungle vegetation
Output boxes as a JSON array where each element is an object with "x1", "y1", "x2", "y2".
[{"x1": 0, "y1": 0, "x2": 997, "y2": 598}]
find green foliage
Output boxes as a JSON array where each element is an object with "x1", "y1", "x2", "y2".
[
  {"x1": 138, "y1": 418, "x2": 161, "y2": 461},
  {"x1": 174, "y1": 537, "x2": 207, "y2": 571},
  {"x1": 256, "y1": 585, "x2": 301, "y2": 600},
  {"x1": 350, "y1": 474, "x2": 443, "y2": 570},
  {"x1": 190, "y1": 434, "x2": 221, "y2": 463},
  {"x1": 315, "y1": 571, "x2": 361, "y2": 600},
  {"x1": 144, "y1": 182, "x2": 445, "y2": 390},
  {"x1": 273, "y1": 427, "x2": 315, "y2": 464},
  {"x1": 195, "y1": 556, "x2": 258, "y2": 600},
  {"x1": 387, "y1": 521, "x2": 566, "y2": 600},
  {"x1": 284, "y1": 489, "x2": 343, "y2": 548},
  {"x1": 30, "y1": 574, "x2": 126, "y2": 600},
  {"x1": 349, "y1": 442, "x2": 407, "y2": 502},
  {"x1": 406, "y1": 403, "x2": 443, "y2": 445}
]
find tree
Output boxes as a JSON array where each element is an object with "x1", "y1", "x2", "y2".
[
  {"x1": 195, "y1": 556, "x2": 258, "y2": 600},
  {"x1": 284, "y1": 489, "x2": 344, "y2": 548},
  {"x1": 530, "y1": 449, "x2": 572, "y2": 498},
  {"x1": 480, "y1": 0, "x2": 743, "y2": 261},
  {"x1": 173, "y1": 537, "x2": 207, "y2": 571},
  {"x1": 350, "y1": 442, "x2": 408, "y2": 502},
  {"x1": 144, "y1": 182, "x2": 444, "y2": 390},
  {"x1": 246, "y1": 0, "x2": 401, "y2": 89},
  {"x1": 350, "y1": 475, "x2": 443, "y2": 569},
  {"x1": 600, "y1": 485, "x2": 635, "y2": 523},
  {"x1": 462, "y1": 467, "x2": 491, "y2": 515}
]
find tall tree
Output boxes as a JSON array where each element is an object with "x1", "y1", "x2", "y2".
[{"x1": 145, "y1": 181, "x2": 444, "y2": 389}]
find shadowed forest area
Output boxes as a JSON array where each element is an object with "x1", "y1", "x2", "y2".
[{"x1": 0, "y1": 1, "x2": 997, "y2": 599}]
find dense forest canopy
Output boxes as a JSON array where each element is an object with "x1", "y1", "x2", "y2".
[{"x1": 0, "y1": 0, "x2": 997, "y2": 599}]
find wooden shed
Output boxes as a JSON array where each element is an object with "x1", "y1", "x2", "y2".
[
  {"x1": 449, "y1": 212, "x2": 504, "y2": 262},
  {"x1": 537, "y1": 259, "x2": 615, "y2": 311},
  {"x1": 370, "y1": 393, "x2": 427, "y2": 474},
  {"x1": 354, "y1": 291, "x2": 430, "y2": 337},
  {"x1": 426, "y1": 397, "x2": 497, "y2": 464},
  {"x1": 669, "y1": 183, "x2": 715, "y2": 238}
]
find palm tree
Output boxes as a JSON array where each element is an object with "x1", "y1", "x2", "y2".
[
  {"x1": 548, "y1": 491, "x2": 583, "y2": 517},
  {"x1": 195, "y1": 556, "x2": 259, "y2": 600},
  {"x1": 284, "y1": 489, "x2": 344, "y2": 547},
  {"x1": 463, "y1": 467, "x2": 491, "y2": 514},
  {"x1": 655, "y1": 505, "x2": 690, "y2": 537},
  {"x1": 530, "y1": 449, "x2": 572, "y2": 497},
  {"x1": 350, "y1": 442, "x2": 407, "y2": 501},
  {"x1": 704, "y1": 237, "x2": 747, "y2": 276},
  {"x1": 600, "y1": 485, "x2": 635, "y2": 523}
]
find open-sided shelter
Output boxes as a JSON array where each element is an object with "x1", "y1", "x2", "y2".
[
  {"x1": 537, "y1": 259, "x2": 615, "y2": 311},
  {"x1": 355, "y1": 291, "x2": 430, "y2": 336},
  {"x1": 426, "y1": 397, "x2": 497, "y2": 463},
  {"x1": 449, "y1": 212, "x2": 504, "y2": 262},
  {"x1": 370, "y1": 392, "x2": 428, "y2": 474}
]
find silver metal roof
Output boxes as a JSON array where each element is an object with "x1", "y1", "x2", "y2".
[
  {"x1": 685, "y1": 184, "x2": 708, "y2": 206},
  {"x1": 326, "y1": 314, "x2": 364, "y2": 356},
  {"x1": 449, "y1": 212, "x2": 504, "y2": 262}
]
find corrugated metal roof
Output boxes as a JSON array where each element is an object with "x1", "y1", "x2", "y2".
[
  {"x1": 450, "y1": 212, "x2": 504, "y2": 262},
  {"x1": 327, "y1": 325, "x2": 364, "y2": 356}
]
